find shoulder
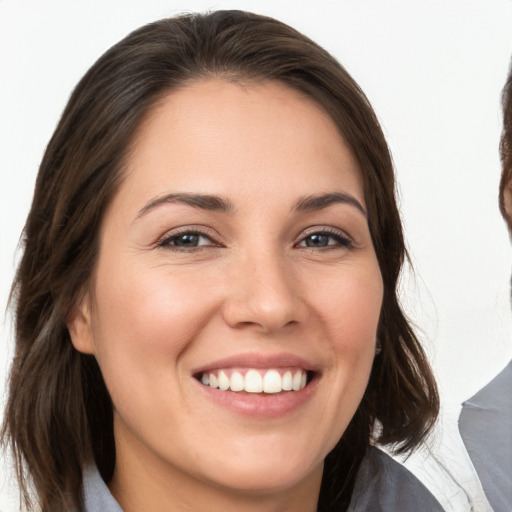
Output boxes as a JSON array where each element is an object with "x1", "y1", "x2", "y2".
[
  {"x1": 459, "y1": 360, "x2": 512, "y2": 512},
  {"x1": 348, "y1": 446, "x2": 445, "y2": 512}
]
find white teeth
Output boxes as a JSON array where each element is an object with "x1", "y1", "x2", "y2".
[
  {"x1": 209, "y1": 373, "x2": 218, "y2": 389},
  {"x1": 230, "y1": 371, "x2": 244, "y2": 392},
  {"x1": 292, "y1": 371, "x2": 302, "y2": 391},
  {"x1": 245, "y1": 369, "x2": 263, "y2": 393},
  {"x1": 200, "y1": 368, "x2": 309, "y2": 393},
  {"x1": 282, "y1": 371, "x2": 293, "y2": 391},
  {"x1": 263, "y1": 369, "x2": 282, "y2": 393},
  {"x1": 218, "y1": 370, "x2": 230, "y2": 391}
]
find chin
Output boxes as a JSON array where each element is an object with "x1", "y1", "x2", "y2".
[
  {"x1": 192, "y1": 436, "x2": 326, "y2": 494},
  {"x1": 208, "y1": 460, "x2": 322, "y2": 496}
]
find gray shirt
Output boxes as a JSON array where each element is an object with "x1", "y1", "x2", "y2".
[
  {"x1": 459, "y1": 360, "x2": 512, "y2": 512},
  {"x1": 347, "y1": 447, "x2": 444, "y2": 511},
  {"x1": 82, "y1": 446, "x2": 444, "y2": 511}
]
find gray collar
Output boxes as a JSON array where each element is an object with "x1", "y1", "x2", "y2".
[{"x1": 82, "y1": 465, "x2": 123, "y2": 512}]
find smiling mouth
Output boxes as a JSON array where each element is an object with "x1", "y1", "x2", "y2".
[{"x1": 196, "y1": 368, "x2": 313, "y2": 394}]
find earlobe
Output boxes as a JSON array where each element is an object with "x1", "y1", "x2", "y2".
[
  {"x1": 67, "y1": 293, "x2": 96, "y2": 355},
  {"x1": 503, "y1": 184, "x2": 512, "y2": 226},
  {"x1": 375, "y1": 338, "x2": 382, "y2": 356}
]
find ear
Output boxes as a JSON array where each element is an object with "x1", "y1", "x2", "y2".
[
  {"x1": 503, "y1": 182, "x2": 512, "y2": 229},
  {"x1": 67, "y1": 292, "x2": 96, "y2": 355}
]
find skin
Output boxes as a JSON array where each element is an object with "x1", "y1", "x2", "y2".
[{"x1": 68, "y1": 79, "x2": 384, "y2": 512}]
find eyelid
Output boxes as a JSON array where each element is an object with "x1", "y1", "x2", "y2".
[
  {"x1": 154, "y1": 224, "x2": 354, "y2": 251},
  {"x1": 295, "y1": 226, "x2": 354, "y2": 248},
  {"x1": 156, "y1": 225, "x2": 222, "y2": 249}
]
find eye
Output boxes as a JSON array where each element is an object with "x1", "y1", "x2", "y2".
[
  {"x1": 158, "y1": 230, "x2": 217, "y2": 250},
  {"x1": 297, "y1": 229, "x2": 353, "y2": 249}
]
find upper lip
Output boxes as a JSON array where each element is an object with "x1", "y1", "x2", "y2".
[{"x1": 191, "y1": 352, "x2": 320, "y2": 376}]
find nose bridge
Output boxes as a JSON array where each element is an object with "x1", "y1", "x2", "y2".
[{"x1": 222, "y1": 243, "x2": 301, "y2": 332}]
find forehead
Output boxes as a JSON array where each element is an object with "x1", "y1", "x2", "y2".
[{"x1": 119, "y1": 78, "x2": 364, "y2": 209}]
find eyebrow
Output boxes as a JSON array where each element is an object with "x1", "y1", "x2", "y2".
[
  {"x1": 294, "y1": 193, "x2": 367, "y2": 217},
  {"x1": 134, "y1": 191, "x2": 366, "y2": 221},
  {"x1": 135, "y1": 193, "x2": 234, "y2": 220}
]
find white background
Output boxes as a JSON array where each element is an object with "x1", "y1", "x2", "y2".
[{"x1": 1, "y1": 1, "x2": 512, "y2": 510}]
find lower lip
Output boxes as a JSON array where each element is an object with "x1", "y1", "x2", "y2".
[{"x1": 194, "y1": 377, "x2": 318, "y2": 418}]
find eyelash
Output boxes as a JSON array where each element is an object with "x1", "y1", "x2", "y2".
[
  {"x1": 296, "y1": 227, "x2": 354, "y2": 250},
  {"x1": 157, "y1": 226, "x2": 354, "y2": 252},
  {"x1": 157, "y1": 228, "x2": 220, "y2": 252}
]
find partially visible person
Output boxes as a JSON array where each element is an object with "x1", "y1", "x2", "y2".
[{"x1": 458, "y1": 61, "x2": 512, "y2": 512}]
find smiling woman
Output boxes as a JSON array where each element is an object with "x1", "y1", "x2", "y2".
[{"x1": 2, "y1": 10, "x2": 439, "y2": 512}]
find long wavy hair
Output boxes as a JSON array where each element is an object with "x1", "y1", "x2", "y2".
[{"x1": 2, "y1": 10, "x2": 439, "y2": 512}]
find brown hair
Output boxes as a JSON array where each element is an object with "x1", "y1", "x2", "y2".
[
  {"x1": 499, "y1": 60, "x2": 512, "y2": 230},
  {"x1": 2, "y1": 10, "x2": 438, "y2": 512}
]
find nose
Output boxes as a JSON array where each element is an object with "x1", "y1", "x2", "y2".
[{"x1": 221, "y1": 250, "x2": 306, "y2": 333}]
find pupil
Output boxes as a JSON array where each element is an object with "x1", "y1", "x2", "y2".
[
  {"x1": 174, "y1": 234, "x2": 199, "y2": 247},
  {"x1": 306, "y1": 234, "x2": 329, "y2": 247}
]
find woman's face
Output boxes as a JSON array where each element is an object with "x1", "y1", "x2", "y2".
[{"x1": 69, "y1": 79, "x2": 383, "y2": 506}]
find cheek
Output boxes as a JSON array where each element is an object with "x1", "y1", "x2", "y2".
[
  {"x1": 309, "y1": 263, "x2": 383, "y2": 417},
  {"x1": 311, "y1": 264, "x2": 383, "y2": 350},
  {"x1": 89, "y1": 262, "x2": 220, "y2": 397},
  {"x1": 94, "y1": 262, "x2": 212, "y2": 344}
]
